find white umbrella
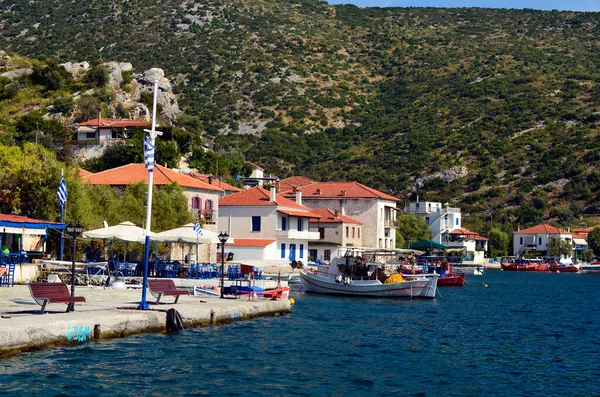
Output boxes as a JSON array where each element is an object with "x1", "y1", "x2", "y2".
[
  {"x1": 82, "y1": 221, "x2": 157, "y2": 243},
  {"x1": 153, "y1": 223, "x2": 234, "y2": 245}
]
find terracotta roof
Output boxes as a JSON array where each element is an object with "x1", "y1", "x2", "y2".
[
  {"x1": 277, "y1": 208, "x2": 322, "y2": 219},
  {"x1": 219, "y1": 187, "x2": 309, "y2": 210},
  {"x1": 71, "y1": 168, "x2": 92, "y2": 177},
  {"x1": 77, "y1": 118, "x2": 151, "y2": 128},
  {"x1": 82, "y1": 164, "x2": 223, "y2": 192},
  {"x1": 0, "y1": 214, "x2": 62, "y2": 225},
  {"x1": 573, "y1": 227, "x2": 595, "y2": 234},
  {"x1": 282, "y1": 181, "x2": 398, "y2": 202},
  {"x1": 187, "y1": 173, "x2": 242, "y2": 192},
  {"x1": 278, "y1": 176, "x2": 316, "y2": 192},
  {"x1": 226, "y1": 239, "x2": 275, "y2": 247},
  {"x1": 308, "y1": 208, "x2": 362, "y2": 224},
  {"x1": 572, "y1": 233, "x2": 588, "y2": 240},
  {"x1": 514, "y1": 224, "x2": 571, "y2": 235},
  {"x1": 448, "y1": 227, "x2": 488, "y2": 240}
]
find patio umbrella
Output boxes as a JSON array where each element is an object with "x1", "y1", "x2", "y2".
[
  {"x1": 153, "y1": 223, "x2": 234, "y2": 245},
  {"x1": 82, "y1": 221, "x2": 157, "y2": 243}
]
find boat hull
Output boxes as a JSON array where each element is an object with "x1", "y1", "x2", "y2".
[
  {"x1": 438, "y1": 273, "x2": 465, "y2": 286},
  {"x1": 299, "y1": 271, "x2": 438, "y2": 298}
]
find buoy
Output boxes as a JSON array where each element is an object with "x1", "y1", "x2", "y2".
[
  {"x1": 483, "y1": 282, "x2": 488, "y2": 287},
  {"x1": 557, "y1": 270, "x2": 560, "y2": 274},
  {"x1": 289, "y1": 298, "x2": 295, "y2": 305}
]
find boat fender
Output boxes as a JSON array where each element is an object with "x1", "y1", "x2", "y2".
[
  {"x1": 289, "y1": 298, "x2": 295, "y2": 305},
  {"x1": 166, "y1": 308, "x2": 184, "y2": 333},
  {"x1": 335, "y1": 275, "x2": 343, "y2": 283}
]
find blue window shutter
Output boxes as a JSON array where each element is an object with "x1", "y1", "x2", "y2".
[
  {"x1": 281, "y1": 243, "x2": 286, "y2": 258},
  {"x1": 300, "y1": 244, "x2": 304, "y2": 258},
  {"x1": 252, "y1": 216, "x2": 261, "y2": 231}
]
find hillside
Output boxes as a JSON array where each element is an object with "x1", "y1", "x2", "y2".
[{"x1": 2, "y1": 0, "x2": 600, "y2": 233}]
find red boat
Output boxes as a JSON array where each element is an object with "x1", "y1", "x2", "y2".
[
  {"x1": 437, "y1": 273, "x2": 466, "y2": 286},
  {"x1": 500, "y1": 257, "x2": 548, "y2": 272},
  {"x1": 548, "y1": 260, "x2": 580, "y2": 273}
]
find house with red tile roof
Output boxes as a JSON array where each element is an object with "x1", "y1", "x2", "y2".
[
  {"x1": 280, "y1": 181, "x2": 399, "y2": 250},
  {"x1": 404, "y1": 200, "x2": 462, "y2": 245},
  {"x1": 308, "y1": 208, "x2": 362, "y2": 261},
  {"x1": 277, "y1": 176, "x2": 315, "y2": 192},
  {"x1": 447, "y1": 227, "x2": 488, "y2": 263},
  {"x1": 219, "y1": 187, "x2": 321, "y2": 261},
  {"x1": 82, "y1": 163, "x2": 223, "y2": 226},
  {"x1": 187, "y1": 172, "x2": 242, "y2": 196},
  {"x1": 76, "y1": 117, "x2": 151, "y2": 142},
  {"x1": 513, "y1": 224, "x2": 572, "y2": 257}
]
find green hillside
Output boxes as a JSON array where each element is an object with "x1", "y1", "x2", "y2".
[{"x1": 2, "y1": 0, "x2": 600, "y2": 235}]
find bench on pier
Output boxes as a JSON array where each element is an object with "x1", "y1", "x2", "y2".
[
  {"x1": 27, "y1": 282, "x2": 86, "y2": 314},
  {"x1": 148, "y1": 279, "x2": 189, "y2": 304}
]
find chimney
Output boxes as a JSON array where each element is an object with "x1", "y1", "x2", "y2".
[
  {"x1": 208, "y1": 176, "x2": 213, "y2": 185},
  {"x1": 292, "y1": 186, "x2": 297, "y2": 193},
  {"x1": 334, "y1": 209, "x2": 339, "y2": 218},
  {"x1": 270, "y1": 187, "x2": 277, "y2": 202},
  {"x1": 316, "y1": 188, "x2": 322, "y2": 195},
  {"x1": 341, "y1": 190, "x2": 346, "y2": 197},
  {"x1": 296, "y1": 190, "x2": 302, "y2": 206}
]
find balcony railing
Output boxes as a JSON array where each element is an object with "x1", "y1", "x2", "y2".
[
  {"x1": 384, "y1": 220, "x2": 398, "y2": 228},
  {"x1": 275, "y1": 230, "x2": 321, "y2": 240}
]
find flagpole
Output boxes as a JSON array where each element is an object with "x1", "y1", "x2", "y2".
[
  {"x1": 59, "y1": 169, "x2": 65, "y2": 261},
  {"x1": 138, "y1": 80, "x2": 162, "y2": 310}
]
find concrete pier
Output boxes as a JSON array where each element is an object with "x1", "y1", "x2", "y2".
[{"x1": 0, "y1": 283, "x2": 292, "y2": 358}]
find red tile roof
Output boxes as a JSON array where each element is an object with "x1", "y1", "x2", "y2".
[
  {"x1": 226, "y1": 239, "x2": 275, "y2": 247},
  {"x1": 278, "y1": 176, "x2": 316, "y2": 192},
  {"x1": 448, "y1": 227, "x2": 488, "y2": 240},
  {"x1": 277, "y1": 208, "x2": 322, "y2": 219},
  {"x1": 245, "y1": 161, "x2": 264, "y2": 171},
  {"x1": 187, "y1": 173, "x2": 242, "y2": 192},
  {"x1": 219, "y1": 187, "x2": 309, "y2": 210},
  {"x1": 308, "y1": 208, "x2": 362, "y2": 224},
  {"x1": 77, "y1": 118, "x2": 151, "y2": 128},
  {"x1": 281, "y1": 181, "x2": 398, "y2": 201},
  {"x1": 71, "y1": 168, "x2": 92, "y2": 177},
  {"x1": 0, "y1": 214, "x2": 62, "y2": 225},
  {"x1": 514, "y1": 224, "x2": 571, "y2": 235},
  {"x1": 82, "y1": 164, "x2": 223, "y2": 192},
  {"x1": 573, "y1": 227, "x2": 595, "y2": 234}
]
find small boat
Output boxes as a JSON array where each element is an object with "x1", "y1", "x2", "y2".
[
  {"x1": 500, "y1": 257, "x2": 548, "y2": 271},
  {"x1": 580, "y1": 262, "x2": 600, "y2": 272},
  {"x1": 548, "y1": 260, "x2": 580, "y2": 273},
  {"x1": 438, "y1": 272, "x2": 465, "y2": 286},
  {"x1": 299, "y1": 252, "x2": 438, "y2": 298}
]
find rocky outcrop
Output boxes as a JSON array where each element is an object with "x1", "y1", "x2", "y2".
[
  {"x1": 413, "y1": 166, "x2": 468, "y2": 190},
  {"x1": 104, "y1": 61, "x2": 133, "y2": 89},
  {"x1": 60, "y1": 61, "x2": 89, "y2": 78},
  {"x1": 0, "y1": 68, "x2": 33, "y2": 79},
  {"x1": 132, "y1": 68, "x2": 181, "y2": 122}
]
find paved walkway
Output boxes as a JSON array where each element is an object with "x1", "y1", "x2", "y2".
[{"x1": 0, "y1": 283, "x2": 291, "y2": 358}]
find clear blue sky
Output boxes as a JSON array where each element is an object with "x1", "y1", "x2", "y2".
[{"x1": 326, "y1": 0, "x2": 600, "y2": 12}]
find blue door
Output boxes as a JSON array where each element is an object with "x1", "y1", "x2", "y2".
[{"x1": 289, "y1": 244, "x2": 296, "y2": 261}]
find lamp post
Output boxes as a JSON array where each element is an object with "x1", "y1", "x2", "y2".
[
  {"x1": 218, "y1": 232, "x2": 229, "y2": 299},
  {"x1": 66, "y1": 222, "x2": 84, "y2": 312}
]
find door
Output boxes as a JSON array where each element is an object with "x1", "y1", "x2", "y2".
[
  {"x1": 289, "y1": 244, "x2": 296, "y2": 261},
  {"x1": 309, "y1": 249, "x2": 317, "y2": 261}
]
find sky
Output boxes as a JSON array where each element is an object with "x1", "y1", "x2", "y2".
[{"x1": 326, "y1": 0, "x2": 600, "y2": 12}]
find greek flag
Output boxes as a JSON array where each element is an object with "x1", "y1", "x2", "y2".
[
  {"x1": 144, "y1": 135, "x2": 155, "y2": 171},
  {"x1": 193, "y1": 220, "x2": 203, "y2": 235},
  {"x1": 57, "y1": 177, "x2": 67, "y2": 208}
]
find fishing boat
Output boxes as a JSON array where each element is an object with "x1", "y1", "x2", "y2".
[
  {"x1": 500, "y1": 257, "x2": 548, "y2": 271},
  {"x1": 548, "y1": 260, "x2": 580, "y2": 273},
  {"x1": 299, "y1": 251, "x2": 438, "y2": 298},
  {"x1": 580, "y1": 262, "x2": 600, "y2": 272},
  {"x1": 399, "y1": 259, "x2": 466, "y2": 286}
]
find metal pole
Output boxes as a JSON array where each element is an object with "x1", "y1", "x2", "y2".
[
  {"x1": 67, "y1": 230, "x2": 76, "y2": 312},
  {"x1": 138, "y1": 80, "x2": 161, "y2": 310},
  {"x1": 59, "y1": 206, "x2": 64, "y2": 261},
  {"x1": 220, "y1": 242, "x2": 225, "y2": 298}
]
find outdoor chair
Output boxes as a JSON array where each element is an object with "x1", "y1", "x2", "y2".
[{"x1": 0, "y1": 262, "x2": 15, "y2": 287}]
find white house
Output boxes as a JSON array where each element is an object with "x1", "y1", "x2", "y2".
[
  {"x1": 76, "y1": 117, "x2": 151, "y2": 142},
  {"x1": 446, "y1": 227, "x2": 488, "y2": 263},
  {"x1": 404, "y1": 200, "x2": 461, "y2": 244},
  {"x1": 280, "y1": 181, "x2": 399, "y2": 250},
  {"x1": 513, "y1": 224, "x2": 572, "y2": 257},
  {"x1": 308, "y1": 208, "x2": 363, "y2": 262},
  {"x1": 218, "y1": 187, "x2": 321, "y2": 262}
]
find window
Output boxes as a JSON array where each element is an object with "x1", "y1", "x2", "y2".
[
  {"x1": 281, "y1": 243, "x2": 286, "y2": 259},
  {"x1": 324, "y1": 249, "x2": 331, "y2": 261},
  {"x1": 456, "y1": 218, "x2": 459, "y2": 226},
  {"x1": 192, "y1": 196, "x2": 202, "y2": 210},
  {"x1": 539, "y1": 237, "x2": 542, "y2": 246},
  {"x1": 298, "y1": 218, "x2": 303, "y2": 231},
  {"x1": 346, "y1": 227, "x2": 349, "y2": 238},
  {"x1": 282, "y1": 217, "x2": 287, "y2": 231},
  {"x1": 205, "y1": 199, "x2": 213, "y2": 210},
  {"x1": 358, "y1": 228, "x2": 360, "y2": 239},
  {"x1": 300, "y1": 244, "x2": 304, "y2": 258},
  {"x1": 319, "y1": 228, "x2": 324, "y2": 239},
  {"x1": 352, "y1": 227, "x2": 355, "y2": 238},
  {"x1": 252, "y1": 216, "x2": 261, "y2": 232},
  {"x1": 520, "y1": 237, "x2": 523, "y2": 245}
]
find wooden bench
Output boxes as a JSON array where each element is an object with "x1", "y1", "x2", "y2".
[
  {"x1": 28, "y1": 282, "x2": 86, "y2": 314},
  {"x1": 148, "y1": 279, "x2": 190, "y2": 304}
]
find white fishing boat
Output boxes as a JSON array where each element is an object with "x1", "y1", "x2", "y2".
[
  {"x1": 579, "y1": 262, "x2": 600, "y2": 272},
  {"x1": 299, "y1": 251, "x2": 438, "y2": 298}
]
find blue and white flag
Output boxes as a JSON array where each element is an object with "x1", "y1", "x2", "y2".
[
  {"x1": 57, "y1": 176, "x2": 67, "y2": 208},
  {"x1": 193, "y1": 220, "x2": 203, "y2": 235},
  {"x1": 144, "y1": 135, "x2": 155, "y2": 171}
]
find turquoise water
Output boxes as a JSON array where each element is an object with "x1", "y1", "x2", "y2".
[{"x1": 1, "y1": 270, "x2": 600, "y2": 396}]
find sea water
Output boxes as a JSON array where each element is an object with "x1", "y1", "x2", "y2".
[{"x1": 1, "y1": 270, "x2": 600, "y2": 396}]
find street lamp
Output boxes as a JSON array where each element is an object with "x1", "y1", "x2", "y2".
[
  {"x1": 218, "y1": 231, "x2": 229, "y2": 299},
  {"x1": 66, "y1": 222, "x2": 84, "y2": 312}
]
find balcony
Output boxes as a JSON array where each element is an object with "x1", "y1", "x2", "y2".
[
  {"x1": 276, "y1": 230, "x2": 321, "y2": 240},
  {"x1": 384, "y1": 220, "x2": 398, "y2": 228}
]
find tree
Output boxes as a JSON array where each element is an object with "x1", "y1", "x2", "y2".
[
  {"x1": 487, "y1": 227, "x2": 509, "y2": 257},
  {"x1": 548, "y1": 237, "x2": 572, "y2": 258},
  {"x1": 587, "y1": 227, "x2": 600, "y2": 256},
  {"x1": 396, "y1": 214, "x2": 430, "y2": 248},
  {"x1": 84, "y1": 64, "x2": 110, "y2": 88}
]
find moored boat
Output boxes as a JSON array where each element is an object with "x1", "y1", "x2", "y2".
[
  {"x1": 580, "y1": 262, "x2": 600, "y2": 272},
  {"x1": 548, "y1": 260, "x2": 580, "y2": 273},
  {"x1": 299, "y1": 253, "x2": 438, "y2": 298}
]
